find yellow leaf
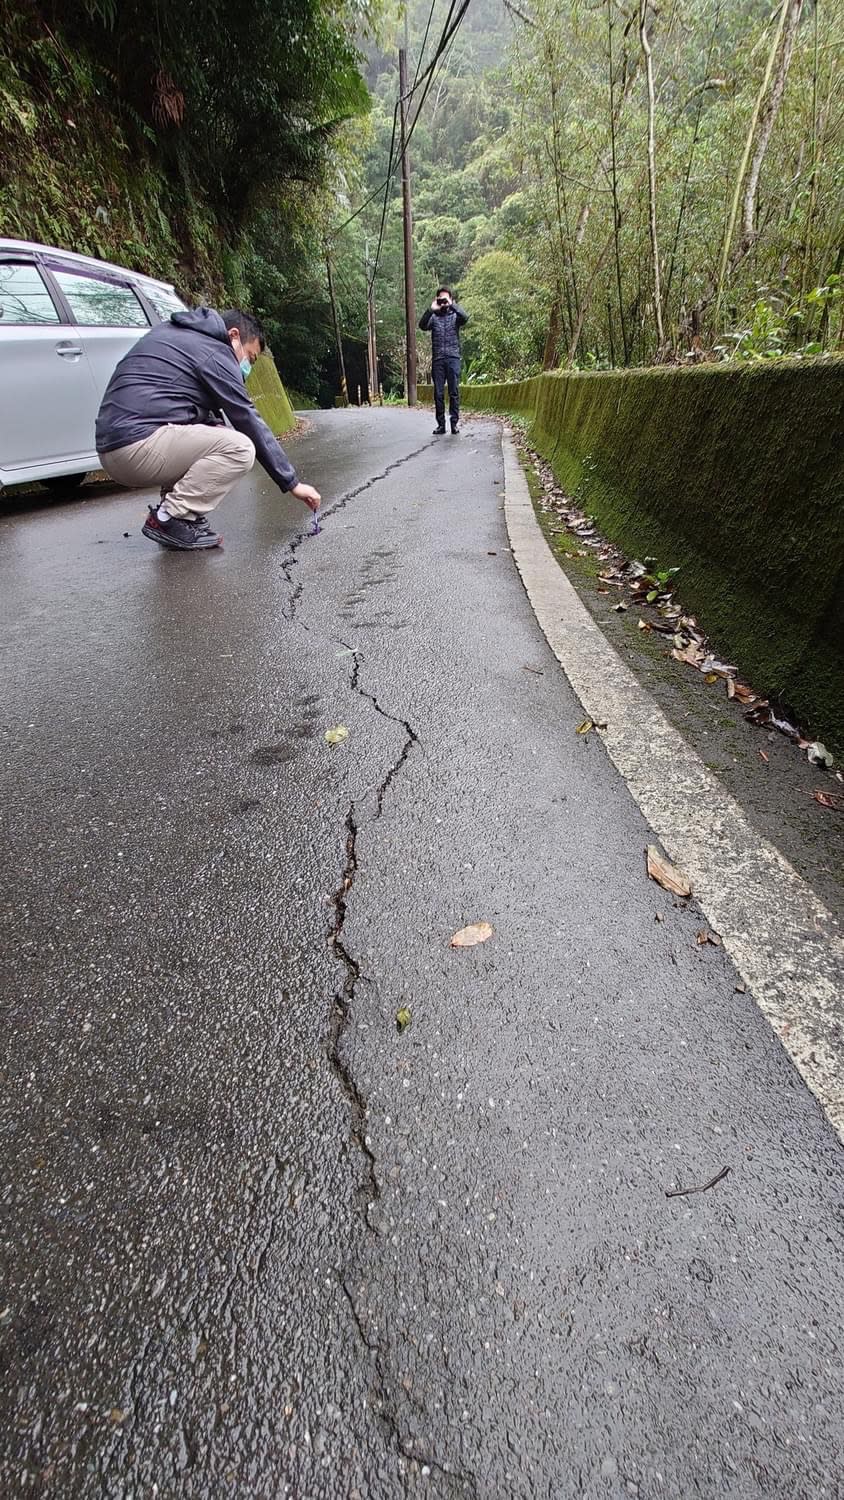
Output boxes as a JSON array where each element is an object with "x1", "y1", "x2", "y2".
[
  {"x1": 395, "y1": 1006, "x2": 412, "y2": 1032},
  {"x1": 450, "y1": 922, "x2": 494, "y2": 948},
  {"x1": 325, "y1": 726, "x2": 348, "y2": 745},
  {"x1": 576, "y1": 719, "x2": 594, "y2": 734}
]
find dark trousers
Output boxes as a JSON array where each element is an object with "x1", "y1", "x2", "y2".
[{"x1": 432, "y1": 357, "x2": 461, "y2": 428}]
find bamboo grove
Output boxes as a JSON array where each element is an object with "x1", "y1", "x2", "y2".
[
  {"x1": 505, "y1": 0, "x2": 843, "y2": 369},
  {"x1": 353, "y1": 0, "x2": 843, "y2": 385}
]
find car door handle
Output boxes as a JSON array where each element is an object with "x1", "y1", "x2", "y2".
[{"x1": 55, "y1": 341, "x2": 83, "y2": 360}]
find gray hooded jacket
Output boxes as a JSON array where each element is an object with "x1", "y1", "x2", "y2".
[{"x1": 95, "y1": 307, "x2": 298, "y2": 493}]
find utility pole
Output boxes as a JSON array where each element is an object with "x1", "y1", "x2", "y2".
[
  {"x1": 325, "y1": 251, "x2": 349, "y2": 406},
  {"x1": 399, "y1": 41, "x2": 418, "y2": 406},
  {"x1": 364, "y1": 238, "x2": 381, "y2": 405}
]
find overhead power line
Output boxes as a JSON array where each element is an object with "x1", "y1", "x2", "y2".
[
  {"x1": 368, "y1": 99, "x2": 400, "y2": 291},
  {"x1": 334, "y1": 0, "x2": 471, "y2": 243},
  {"x1": 412, "y1": 0, "x2": 440, "y2": 94}
]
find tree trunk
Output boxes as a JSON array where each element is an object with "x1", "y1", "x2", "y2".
[
  {"x1": 607, "y1": 0, "x2": 629, "y2": 362},
  {"x1": 542, "y1": 295, "x2": 562, "y2": 369},
  {"x1": 664, "y1": 4, "x2": 722, "y2": 323},
  {"x1": 738, "y1": 0, "x2": 804, "y2": 250},
  {"x1": 639, "y1": 0, "x2": 664, "y2": 348},
  {"x1": 714, "y1": 0, "x2": 803, "y2": 321}
]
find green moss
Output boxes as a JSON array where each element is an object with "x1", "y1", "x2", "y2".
[
  {"x1": 0, "y1": 18, "x2": 224, "y2": 298},
  {"x1": 246, "y1": 352, "x2": 295, "y2": 436},
  {"x1": 431, "y1": 360, "x2": 844, "y2": 752}
]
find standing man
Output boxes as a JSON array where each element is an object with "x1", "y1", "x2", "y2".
[
  {"x1": 419, "y1": 287, "x2": 469, "y2": 436},
  {"x1": 96, "y1": 307, "x2": 321, "y2": 550}
]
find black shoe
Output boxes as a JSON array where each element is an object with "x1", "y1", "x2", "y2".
[
  {"x1": 148, "y1": 502, "x2": 214, "y2": 531},
  {"x1": 142, "y1": 508, "x2": 221, "y2": 550},
  {"x1": 450, "y1": 424, "x2": 460, "y2": 435},
  {"x1": 433, "y1": 425, "x2": 446, "y2": 435}
]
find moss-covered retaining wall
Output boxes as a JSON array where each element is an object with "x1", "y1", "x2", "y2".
[
  {"x1": 421, "y1": 361, "x2": 844, "y2": 750},
  {"x1": 246, "y1": 351, "x2": 296, "y2": 436}
]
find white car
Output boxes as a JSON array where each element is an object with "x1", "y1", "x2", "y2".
[{"x1": 0, "y1": 238, "x2": 187, "y2": 493}]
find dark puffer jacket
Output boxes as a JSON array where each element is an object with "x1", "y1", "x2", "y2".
[{"x1": 419, "y1": 302, "x2": 469, "y2": 361}]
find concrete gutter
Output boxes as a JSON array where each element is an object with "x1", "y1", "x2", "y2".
[{"x1": 502, "y1": 432, "x2": 844, "y2": 1143}]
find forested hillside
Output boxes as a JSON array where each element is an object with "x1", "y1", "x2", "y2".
[
  {"x1": 0, "y1": 0, "x2": 372, "y2": 394},
  {"x1": 1, "y1": 0, "x2": 841, "y2": 400},
  {"x1": 355, "y1": 0, "x2": 843, "y2": 385}
]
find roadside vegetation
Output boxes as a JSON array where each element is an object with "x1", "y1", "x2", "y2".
[{"x1": 1, "y1": 0, "x2": 841, "y2": 398}]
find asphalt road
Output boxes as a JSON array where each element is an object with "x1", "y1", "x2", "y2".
[{"x1": 1, "y1": 407, "x2": 843, "y2": 1499}]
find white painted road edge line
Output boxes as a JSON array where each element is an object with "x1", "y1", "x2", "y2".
[{"x1": 501, "y1": 432, "x2": 844, "y2": 1144}]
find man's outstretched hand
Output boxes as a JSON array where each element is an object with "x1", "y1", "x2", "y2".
[{"x1": 291, "y1": 481, "x2": 321, "y2": 513}]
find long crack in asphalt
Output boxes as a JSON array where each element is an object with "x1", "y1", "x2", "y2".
[
  {"x1": 279, "y1": 440, "x2": 437, "y2": 623},
  {"x1": 285, "y1": 440, "x2": 476, "y2": 1494},
  {"x1": 325, "y1": 643, "x2": 419, "y2": 1220}
]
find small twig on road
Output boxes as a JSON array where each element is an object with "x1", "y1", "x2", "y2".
[
  {"x1": 522, "y1": 665, "x2": 545, "y2": 675},
  {"x1": 665, "y1": 1165, "x2": 731, "y2": 1199}
]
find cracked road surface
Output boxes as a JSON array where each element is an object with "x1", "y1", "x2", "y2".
[{"x1": 1, "y1": 407, "x2": 843, "y2": 1498}]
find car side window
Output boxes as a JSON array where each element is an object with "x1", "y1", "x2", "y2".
[
  {"x1": 143, "y1": 286, "x2": 187, "y2": 321},
  {"x1": 52, "y1": 268, "x2": 149, "y2": 328},
  {"x1": 0, "y1": 262, "x2": 60, "y2": 324}
]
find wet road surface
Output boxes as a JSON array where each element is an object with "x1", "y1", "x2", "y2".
[{"x1": 1, "y1": 407, "x2": 843, "y2": 1498}]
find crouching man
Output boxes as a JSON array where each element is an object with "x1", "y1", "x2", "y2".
[{"x1": 96, "y1": 307, "x2": 320, "y2": 550}]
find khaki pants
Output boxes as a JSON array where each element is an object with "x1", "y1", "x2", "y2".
[{"x1": 99, "y1": 423, "x2": 256, "y2": 518}]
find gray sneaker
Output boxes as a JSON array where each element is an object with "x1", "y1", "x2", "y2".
[{"x1": 142, "y1": 508, "x2": 221, "y2": 550}]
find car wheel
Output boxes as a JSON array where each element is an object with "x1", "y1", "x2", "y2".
[{"x1": 41, "y1": 473, "x2": 89, "y2": 494}]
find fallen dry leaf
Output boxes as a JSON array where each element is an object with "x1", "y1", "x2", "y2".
[
  {"x1": 395, "y1": 1006, "x2": 412, "y2": 1032},
  {"x1": 646, "y1": 846, "x2": 692, "y2": 898},
  {"x1": 701, "y1": 656, "x2": 738, "y2": 678},
  {"x1": 325, "y1": 726, "x2": 349, "y2": 746},
  {"x1": 450, "y1": 922, "x2": 494, "y2": 948},
  {"x1": 733, "y1": 682, "x2": 756, "y2": 704},
  {"x1": 576, "y1": 719, "x2": 594, "y2": 734},
  {"x1": 671, "y1": 644, "x2": 706, "y2": 669},
  {"x1": 696, "y1": 928, "x2": 722, "y2": 947},
  {"x1": 704, "y1": 673, "x2": 718, "y2": 685},
  {"x1": 812, "y1": 790, "x2": 843, "y2": 810}
]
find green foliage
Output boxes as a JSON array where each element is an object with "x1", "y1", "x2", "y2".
[
  {"x1": 503, "y1": 0, "x2": 844, "y2": 369},
  {"x1": 722, "y1": 299, "x2": 790, "y2": 361},
  {"x1": 0, "y1": 0, "x2": 370, "y2": 320},
  {"x1": 416, "y1": 215, "x2": 464, "y2": 286},
  {"x1": 285, "y1": 389, "x2": 319, "y2": 410},
  {"x1": 460, "y1": 251, "x2": 547, "y2": 379},
  {"x1": 720, "y1": 274, "x2": 842, "y2": 362}
]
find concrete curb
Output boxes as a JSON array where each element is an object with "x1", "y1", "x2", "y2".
[{"x1": 502, "y1": 432, "x2": 844, "y2": 1144}]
